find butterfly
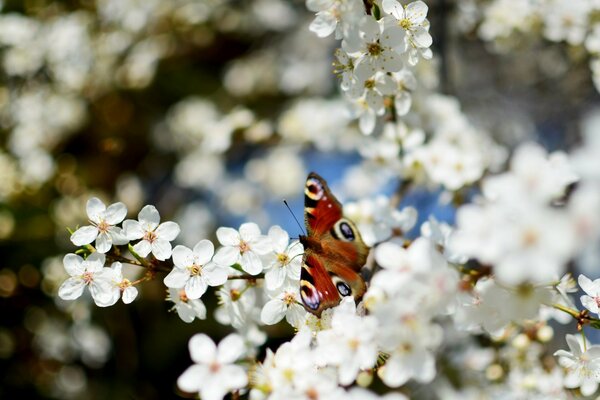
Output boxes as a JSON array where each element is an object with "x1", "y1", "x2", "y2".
[{"x1": 298, "y1": 172, "x2": 370, "y2": 317}]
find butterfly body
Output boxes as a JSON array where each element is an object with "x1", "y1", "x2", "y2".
[{"x1": 299, "y1": 172, "x2": 369, "y2": 317}]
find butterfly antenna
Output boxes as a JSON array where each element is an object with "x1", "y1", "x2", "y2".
[{"x1": 283, "y1": 199, "x2": 306, "y2": 236}]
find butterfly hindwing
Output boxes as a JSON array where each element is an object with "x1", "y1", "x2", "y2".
[{"x1": 299, "y1": 172, "x2": 370, "y2": 316}]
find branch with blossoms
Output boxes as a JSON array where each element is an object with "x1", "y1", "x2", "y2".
[{"x1": 51, "y1": 1, "x2": 600, "y2": 399}]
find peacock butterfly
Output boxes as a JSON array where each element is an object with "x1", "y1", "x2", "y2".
[{"x1": 299, "y1": 172, "x2": 370, "y2": 317}]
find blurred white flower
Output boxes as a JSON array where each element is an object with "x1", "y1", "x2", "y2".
[
  {"x1": 377, "y1": 314, "x2": 439, "y2": 387},
  {"x1": 167, "y1": 287, "x2": 207, "y2": 323},
  {"x1": 543, "y1": 0, "x2": 590, "y2": 46},
  {"x1": 123, "y1": 205, "x2": 180, "y2": 261},
  {"x1": 164, "y1": 240, "x2": 228, "y2": 299},
  {"x1": 58, "y1": 253, "x2": 118, "y2": 307},
  {"x1": 70, "y1": 197, "x2": 128, "y2": 253},
  {"x1": 421, "y1": 216, "x2": 467, "y2": 264},
  {"x1": 345, "y1": 196, "x2": 416, "y2": 246},
  {"x1": 316, "y1": 298, "x2": 378, "y2": 385},
  {"x1": 177, "y1": 333, "x2": 248, "y2": 400},
  {"x1": 214, "y1": 223, "x2": 272, "y2": 275},
  {"x1": 306, "y1": 0, "x2": 363, "y2": 39}
]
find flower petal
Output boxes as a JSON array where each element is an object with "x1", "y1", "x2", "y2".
[
  {"x1": 104, "y1": 202, "x2": 127, "y2": 225},
  {"x1": 204, "y1": 263, "x2": 228, "y2": 286},
  {"x1": 250, "y1": 236, "x2": 272, "y2": 255},
  {"x1": 268, "y1": 225, "x2": 289, "y2": 253},
  {"x1": 217, "y1": 333, "x2": 245, "y2": 364},
  {"x1": 261, "y1": 299, "x2": 287, "y2": 325},
  {"x1": 122, "y1": 286, "x2": 138, "y2": 304},
  {"x1": 172, "y1": 245, "x2": 194, "y2": 269},
  {"x1": 86, "y1": 197, "x2": 106, "y2": 223},
  {"x1": 193, "y1": 240, "x2": 215, "y2": 265},
  {"x1": 70, "y1": 225, "x2": 98, "y2": 246},
  {"x1": 138, "y1": 205, "x2": 160, "y2": 229},
  {"x1": 95, "y1": 232, "x2": 112, "y2": 253},
  {"x1": 185, "y1": 276, "x2": 208, "y2": 299},
  {"x1": 133, "y1": 240, "x2": 152, "y2": 258},
  {"x1": 406, "y1": 1, "x2": 428, "y2": 24},
  {"x1": 58, "y1": 277, "x2": 85, "y2": 300},
  {"x1": 151, "y1": 239, "x2": 173, "y2": 261},
  {"x1": 123, "y1": 220, "x2": 144, "y2": 240},
  {"x1": 63, "y1": 253, "x2": 84, "y2": 276},
  {"x1": 189, "y1": 333, "x2": 217, "y2": 363},
  {"x1": 216, "y1": 227, "x2": 240, "y2": 246},
  {"x1": 239, "y1": 223, "x2": 261, "y2": 241},
  {"x1": 109, "y1": 226, "x2": 129, "y2": 245},
  {"x1": 164, "y1": 268, "x2": 190, "y2": 289},
  {"x1": 155, "y1": 221, "x2": 180, "y2": 241},
  {"x1": 309, "y1": 12, "x2": 338, "y2": 38},
  {"x1": 411, "y1": 26, "x2": 432, "y2": 48},
  {"x1": 177, "y1": 364, "x2": 208, "y2": 393},
  {"x1": 213, "y1": 246, "x2": 240, "y2": 267},
  {"x1": 218, "y1": 365, "x2": 248, "y2": 391},
  {"x1": 265, "y1": 267, "x2": 286, "y2": 290},
  {"x1": 382, "y1": 0, "x2": 404, "y2": 20},
  {"x1": 241, "y1": 251, "x2": 263, "y2": 275},
  {"x1": 579, "y1": 274, "x2": 598, "y2": 296}
]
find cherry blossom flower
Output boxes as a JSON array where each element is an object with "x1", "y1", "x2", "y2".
[
  {"x1": 262, "y1": 225, "x2": 303, "y2": 290},
  {"x1": 579, "y1": 274, "x2": 600, "y2": 315},
  {"x1": 58, "y1": 252, "x2": 118, "y2": 307},
  {"x1": 163, "y1": 240, "x2": 228, "y2": 299},
  {"x1": 167, "y1": 287, "x2": 207, "y2": 323},
  {"x1": 316, "y1": 299, "x2": 379, "y2": 385},
  {"x1": 177, "y1": 333, "x2": 248, "y2": 400},
  {"x1": 123, "y1": 205, "x2": 180, "y2": 261},
  {"x1": 554, "y1": 334, "x2": 600, "y2": 396},
  {"x1": 70, "y1": 197, "x2": 128, "y2": 253},
  {"x1": 382, "y1": 0, "x2": 433, "y2": 49},
  {"x1": 213, "y1": 223, "x2": 272, "y2": 275},
  {"x1": 108, "y1": 261, "x2": 138, "y2": 304},
  {"x1": 343, "y1": 16, "x2": 406, "y2": 81},
  {"x1": 260, "y1": 285, "x2": 306, "y2": 328},
  {"x1": 306, "y1": 0, "x2": 363, "y2": 39}
]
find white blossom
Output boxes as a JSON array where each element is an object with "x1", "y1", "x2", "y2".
[
  {"x1": 214, "y1": 223, "x2": 272, "y2": 275},
  {"x1": 164, "y1": 240, "x2": 228, "y2": 299},
  {"x1": 554, "y1": 334, "x2": 600, "y2": 396},
  {"x1": 58, "y1": 252, "x2": 119, "y2": 307},
  {"x1": 262, "y1": 226, "x2": 303, "y2": 290},
  {"x1": 167, "y1": 287, "x2": 207, "y2": 323},
  {"x1": 177, "y1": 333, "x2": 248, "y2": 400},
  {"x1": 70, "y1": 197, "x2": 128, "y2": 253},
  {"x1": 579, "y1": 274, "x2": 600, "y2": 315},
  {"x1": 123, "y1": 205, "x2": 180, "y2": 261},
  {"x1": 261, "y1": 285, "x2": 306, "y2": 328}
]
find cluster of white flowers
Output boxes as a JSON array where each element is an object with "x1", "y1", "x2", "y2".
[
  {"x1": 307, "y1": 0, "x2": 433, "y2": 134},
  {"x1": 463, "y1": 0, "x2": 600, "y2": 92},
  {"x1": 41, "y1": 1, "x2": 600, "y2": 399}
]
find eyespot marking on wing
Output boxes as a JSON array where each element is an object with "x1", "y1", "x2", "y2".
[
  {"x1": 305, "y1": 178, "x2": 324, "y2": 201},
  {"x1": 331, "y1": 218, "x2": 357, "y2": 242},
  {"x1": 300, "y1": 281, "x2": 320, "y2": 310}
]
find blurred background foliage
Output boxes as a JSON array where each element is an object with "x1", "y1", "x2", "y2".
[{"x1": 0, "y1": 0, "x2": 599, "y2": 398}]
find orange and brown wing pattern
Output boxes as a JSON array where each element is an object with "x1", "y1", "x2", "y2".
[{"x1": 299, "y1": 172, "x2": 371, "y2": 316}]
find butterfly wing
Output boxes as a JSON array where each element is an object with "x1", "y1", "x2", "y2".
[
  {"x1": 300, "y1": 253, "x2": 341, "y2": 316},
  {"x1": 299, "y1": 172, "x2": 370, "y2": 316},
  {"x1": 303, "y1": 172, "x2": 370, "y2": 269}
]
